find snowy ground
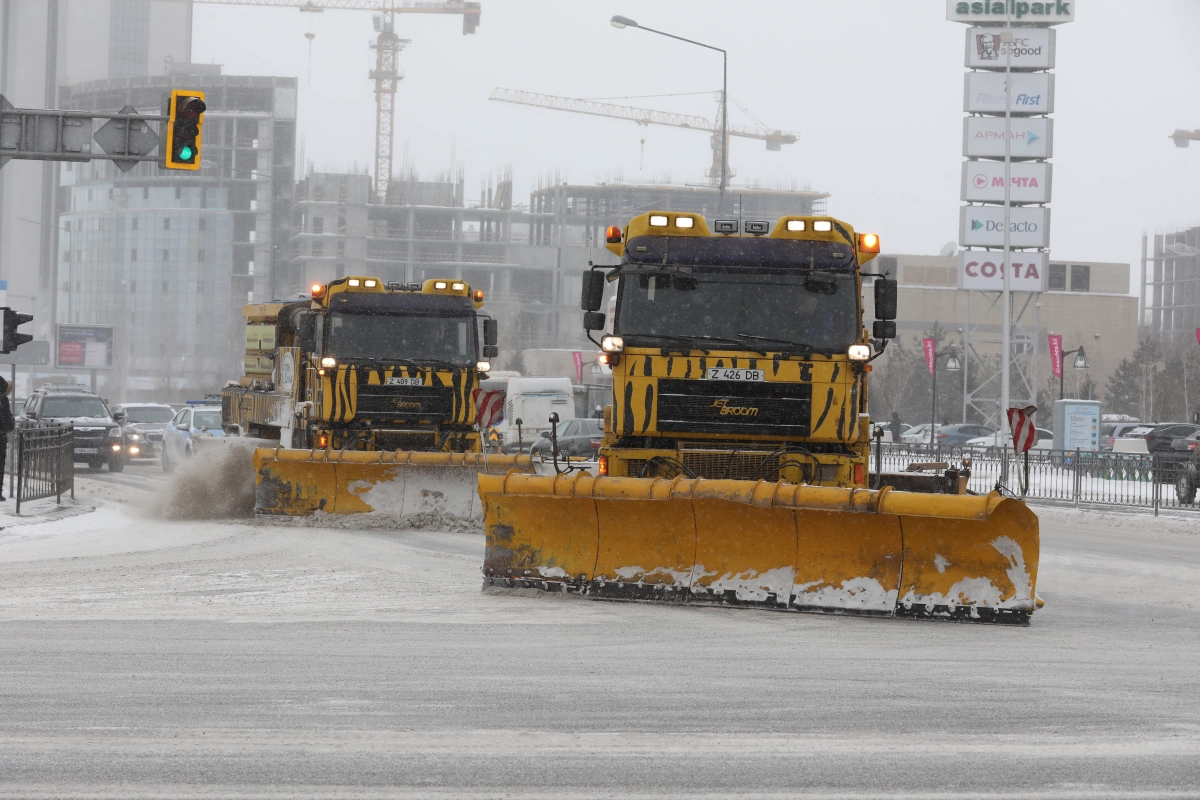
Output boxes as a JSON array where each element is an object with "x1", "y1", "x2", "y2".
[{"x1": 1, "y1": 467, "x2": 1200, "y2": 798}]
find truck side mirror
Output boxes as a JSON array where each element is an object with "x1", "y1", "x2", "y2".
[
  {"x1": 483, "y1": 345, "x2": 498, "y2": 358},
  {"x1": 583, "y1": 312, "x2": 606, "y2": 331},
  {"x1": 483, "y1": 318, "x2": 498, "y2": 346},
  {"x1": 581, "y1": 270, "x2": 605, "y2": 312},
  {"x1": 296, "y1": 312, "x2": 317, "y2": 352},
  {"x1": 874, "y1": 277, "x2": 898, "y2": 321},
  {"x1": 873, "y1": 320, "x2": 897, "y2": 340}
]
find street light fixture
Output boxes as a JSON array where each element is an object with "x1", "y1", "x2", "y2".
[
  {"x1": 1060, "y1": 345, "x2": 1088, "y2": 400},
  {"x1": 609, "y1": 14, "x2": 728, "y2": 213},
  {"x1": 929, "y1": 349, "x2": 961, "y2": 447}
]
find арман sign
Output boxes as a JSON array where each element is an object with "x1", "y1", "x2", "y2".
[{"x1": 963, "y1": 116, "x2": 1052, "y2": 159}]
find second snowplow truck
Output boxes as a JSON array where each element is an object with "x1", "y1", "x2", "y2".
[
  {"x1": 224, "y1": 276, "x2": 529, "y2": 516},
  {"x1": 479, "y1": 213, "x2": 1040, "y2": 624}
]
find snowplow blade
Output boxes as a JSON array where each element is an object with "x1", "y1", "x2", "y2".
[
  {"x1": 255, "y1": 448, "x2": 535, "y2": 517},
  {"x1": 480, "y1": 473, "x2": 1039, "y2": 624}
]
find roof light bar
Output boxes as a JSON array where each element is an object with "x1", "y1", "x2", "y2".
[
  {"x1": 786, "y1": 220, "x2": 806, "y2": 232},
  {"x1": 648, "y1": 214, "x2": 669, "y2": 227},
  {"x1": 713, "y1": 219, "x2": 738, "y2": 234},
  {"x1": 347, "y1": 278, "x2": 361, "y2": 287},
  {"x1": 434, "y1": 281, "x2": 448, "y2": 289},
  {"x1": 813, "y1": 220, "x2": 833, "y2": 232},
  {"x1": 451, "y1": 282, "x2": 465, "y2": 291},
  {"x1": 675, "y1": 216, "x2": 694, "y2": 229},
  {"x1": 744, "y1": 220, "x2": 769, "y2": 236}
]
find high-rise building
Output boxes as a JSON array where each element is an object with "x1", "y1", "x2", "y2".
[
  {"x1": 56, "y1": 67, "x2": 297, "y2": 393},
  {"x1": 0, "y1": 0, "x2": 192, "y2": 342}
]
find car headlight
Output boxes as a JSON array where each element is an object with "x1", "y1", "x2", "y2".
[
  {"x1": 127, "y1": 433, "x2": 142, "y2": 441},
  {"x1": 108, "y1": 428, "x2": 122, "y2": 438},
  {"x1": 847, "y1": 344, "x2": 871, "y2": 362}
]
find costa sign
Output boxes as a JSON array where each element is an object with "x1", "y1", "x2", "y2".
[
  {"x1": 965, "y1": 72, "x2": 1054, "y2": 115},
  {"x1": 947, "y1": 0, "x2": 1076, "y2": 25},
  {"x1": 961, "y1": 160, "x2": 1052, "y2": 203},
  {"x1": 966, "y1": 27, "x2": 1055, "y2": 70},
  {"x1": 957, "y1": 251, "x2": 1047, "y2": 292},
  {"x1": 963, "y1": 116, "x2": 1052, "y2": 159},
  {"x1": 959, "y1": 205, "x2": 1050, "y2": 248}
]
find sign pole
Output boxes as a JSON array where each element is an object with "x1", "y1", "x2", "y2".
[{"x1": 1000, "y1": 8, "x2": 1013, "y2": 450}]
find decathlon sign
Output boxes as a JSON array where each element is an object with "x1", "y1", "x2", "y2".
[
  {"x1": 961, "y1": 160, "x2": 1052, "y2": 203},
  {"x1": 966, "y1": 27, "x2": 1055, "y2": 70},
  {"x1": 947, "y1": 0, "x2": 1075, "y2": 25},
  {"x1": 964, "y1": 116, "x2": 1053, "y2": 159},
  {"x1": 958, "y1": 251, "x2": 1047, "y2": 292},
  {"x1": 959, "y1": 205, "x2": 1050, "y2": 248},
  {"x1": 965, "y1": 72, "x2": 1054, "y2": 115}
]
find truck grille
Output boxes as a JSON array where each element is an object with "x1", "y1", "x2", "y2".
[
  {"x1": 656, "y1": 379, "x2": 812, "y2": 437},
  {"x1": 626, "y1": 454, "x2": 838, "y2": 482},
  {"x1": 355, "y1": 385, "x2": 454, "y2": 418}
]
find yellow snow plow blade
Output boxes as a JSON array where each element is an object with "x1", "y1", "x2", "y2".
[
  {"x1": 480, "y1": 473, "x2": 1039, "y2": 624},
  {"x1": 255, "y1": 448, "x2": 535, "y2": 517}
]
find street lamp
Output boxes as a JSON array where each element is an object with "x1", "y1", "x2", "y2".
[
  {"x1": 609, "y1": 14, "x2": 728, "y2": 213},
  {"x1": 930, "y1": 349, "x2": 962, "y2": 447},
  {"x1": 1061, "y1": 345, "x2": 1088, "y2": 400}
]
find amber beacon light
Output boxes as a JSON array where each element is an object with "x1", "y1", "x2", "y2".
[{"x1": 858, "y1": 233, "x2": 880, "y2": 253}]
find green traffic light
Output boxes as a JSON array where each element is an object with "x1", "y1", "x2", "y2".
[{"x1": 180, "y1": 145, "x2": 194, "y2": 161}]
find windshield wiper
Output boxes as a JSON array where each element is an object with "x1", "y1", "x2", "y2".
[
  {"x1": 736, "y1": 333, "x2": 828, "y2": 354},
  {"x1": 622, "y1": 333, "x2": 764, "y2": 355}
]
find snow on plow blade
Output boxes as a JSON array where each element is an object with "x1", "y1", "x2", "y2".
[
  {"x1": 480, "y1": 473, "x2": 1039, "y2": 624},
  {"x1": 255, "y1": 448, "x2": 535, "y2": 517}
]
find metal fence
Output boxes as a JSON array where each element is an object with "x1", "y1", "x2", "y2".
[
  {"x1": 875, "y1": 443, "x2": 1198, "y2": 515},
  {"x1": 7, "y1": 425, "x2": 74, "y2": 514}
]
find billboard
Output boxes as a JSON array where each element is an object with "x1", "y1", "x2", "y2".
[
  {"x1": 1052, "y1": 400, "x2": 1101, "y2": 453},
  {"x1": 957, "y1": 251, "x2": 1047, "y2": 292},
  {"x1": 963, "y1": 116, "x2": 1053, "y2": 159},
  {"x1": 961, "y1": 159, "x2": 1052, "y2": 203},
  {"x1": 56, "y1": 325, "x2": 115, "y2": 370},
  {"x1": 959, "y1": 205, "x2": 1050, "y2": 248},
  {"x1": 965, "y1": 71, "x2": 1054, "y2": 115},
  {"x1": 947, "y1": 0, "x2": 1076, "y2": 26},
  {"x1": 966, "y1": 27, "x2": 1055, "y2": 70}
]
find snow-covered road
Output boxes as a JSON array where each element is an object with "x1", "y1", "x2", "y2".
[{"x1": 1, "y1": 481, "x2": 1199, "y2": 799}]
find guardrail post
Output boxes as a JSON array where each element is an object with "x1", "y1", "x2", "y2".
[
  {"x1": 1073, "y1": 448, "x2": 1081, "y2": 509},
  {"x1": 15, "y1": 430, "x2": 24, "y2": 515},
  {"x1": 1153, "y1": 453, "x2": 1160, "y2": 517}
]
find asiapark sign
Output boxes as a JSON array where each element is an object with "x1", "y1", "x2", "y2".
[
  {"x1": 965, "y1": 72, "x2": 1054, "y2": 115},
  {"x1": 964, "y1": 116, "x2": 1052, "y2": 158},
  {"x1": 961, "y1": 159, "x2": 1051, "y2": 203},
  {"x1": 957, "y1": 251, "x2": 1047, "y2": 292},
  {"x1": 947, "y1": 0, "x2": 1075, "y2": 25},
  {"x1": 959, "y1": 205, "x2": 1050, "y2": 248},
  {"x1": 966, "y1": 27, "x2": 1055, "y2": 70}
]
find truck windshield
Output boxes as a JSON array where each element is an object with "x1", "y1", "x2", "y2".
[
  {"x1": 41, "y1": 397, "x2": 109, "y2": 418},
  {"x1": 615, "y1": 270, "x2": 858, "y2": 351},
  {"x1": 326, "y1": 312, "x2": 476, "y2": 364}
]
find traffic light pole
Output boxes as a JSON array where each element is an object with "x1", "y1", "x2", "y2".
[{"x1": 1, "y1": 94, "x2": 170, "y2": 170}]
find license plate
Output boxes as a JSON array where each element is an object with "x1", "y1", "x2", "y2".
[
  {"x1": 74, "y1": 447, "x2": 99, "y2": 455},
  {"x1": 705, "y1": 368, "x2": 764, "y2": 382},
  {"x1": 386, "y1": 377, "x2": 424, "y2": 387}
]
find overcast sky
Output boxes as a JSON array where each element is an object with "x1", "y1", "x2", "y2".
[{"x1": 192, "y1": 0, "x2": 1200, "y2": 295}]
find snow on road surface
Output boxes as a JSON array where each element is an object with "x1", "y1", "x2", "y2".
[{"x1": 1, "y1": 482, "x2": 1199, "y2": 798}]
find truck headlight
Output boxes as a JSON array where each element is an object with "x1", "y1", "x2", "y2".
[
  {"x1": 601, "y1": 335, "x2": 624, "y2": 353},
  {"x1": 847, "y1": 344, "x2": 871, "y2": 361},
  {"x1": 320, "y1": 357, "x2": 337, "y2": 368},
  {"x1": 477, "y1": 361, "x2": 491, "y2": 372}
]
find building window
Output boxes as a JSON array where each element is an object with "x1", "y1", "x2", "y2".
[
  {"x1": 198, "y1": 249, "x2": 205, "y2": 262},
  {"x1": 336, "y1": 241, "x2": 345, "y2": 257},
  {"x1": 197, "y1": 281, "x2": 204, "y2": 292},
  {"x1": 199, "y1": 218, "x2": 206, "y2": 231},
  {"x1": 338, "y1": 213, "x2": 346, "y2": 234},
  {"x1": 162, "y1": 249, "x2": 169, "y2": 261},
  {"x1": 143, "y1": 187, "x2": 149, "y2": 200},
  {"x1": 131, "y1": 249, "x2": 137, "y2": 261},
  {"x1": 312, "y1": 218, "x2": 324, "y2": 234},
  {"x1": 130, "y1": 280, "x2": 136, "y2": 292},
  {"x1": 1070, "y1": 264, "x2": 1090, "y2": 292},
  {"x1": 175, "y1": 187, "x2": 182, "y2": 200},
  {"x1": 163, "y1": 218, "x2": 170, "y2": 230},
  {"x1": 63, "y1": 251, "x2": 70, "y2": 263},
  {"x1": 1048, "y1": 263, "x2": 1066, "y2": 291},
  {"x1": 162, "y1": 281, "x2": 169, "y2": 293},
  {"x1": 312, "y1": 241, "x2": 324, "y2": 256}
]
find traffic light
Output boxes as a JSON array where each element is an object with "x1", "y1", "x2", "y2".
[
  {"x1": 1, "y1": 307, "x2": 32, "y2": 354},
  {"x1": 164, "y1": 89, "x2": 206, "y2": 170}
]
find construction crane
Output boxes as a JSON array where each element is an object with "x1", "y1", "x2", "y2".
[
  {"x1": 489, "y1": 87, "x2": 798, "y2": 187},
  {"x1": 155, "y1": 0, "x2": 481, "y2": 201},
  {"x1": 1170, "y1": 129, "x2": 1200, "y2": 148}
]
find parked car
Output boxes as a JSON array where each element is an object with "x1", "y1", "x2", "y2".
[
  {"x1": 900, "y1": 424, "x2": 942, "y2": 444},
  {"x1": 1101, "y1": 422, "x2": 1144, "y2": 453},
  {"x1": 964, "y1": 428, "x2": 1053, "y2": 451},
  {"x1": 1141, "y1": 423, "x2": 1200, "y2": 483},
  {"x1": 111, "y1": 402, "x2": 175, "y2": 460},
  {"x1": 1170, "y1": 431, "x2": 1200, "y2": 454},
  {"x1": 161, "y1": 403, "x2": 225, "y2": 473},
  {"x1": 18, "y1": 384, "x2": 124, "y2": 471},
  {"x1": 929, "y1": 424, "x2": 995, "y2": 446},
  {"x1": 530, "y1": 418, "x2": 603, "y2": 459}
]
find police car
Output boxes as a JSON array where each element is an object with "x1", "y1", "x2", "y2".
[{"x1": 161, "y1": 401, "x2": 225, "y2": 473}]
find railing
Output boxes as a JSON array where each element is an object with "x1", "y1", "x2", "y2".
[
  {"x1": 7, "y1": 425, "x2": 74, "y2": 514},
  {"x1": 874, "y1": 443, "x2": 1197, "y2": 515}
]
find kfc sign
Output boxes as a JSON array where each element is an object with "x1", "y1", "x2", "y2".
[
  {"x1": 966, "y1": 27, "x2": 1055, "y2": 70},
  {"x1": 958, "y1": 251, "x2": 1047, "y2": 292},
  {"x1": 961, "y1": 160, "x2": 1051, "y2": 203}
]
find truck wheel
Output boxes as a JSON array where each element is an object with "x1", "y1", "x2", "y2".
[{"x1": 1178, "y1": 472, "x2": 1197, "y2": 506}]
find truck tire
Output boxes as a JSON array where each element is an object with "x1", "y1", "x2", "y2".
[{"x1": 1178, "y1": 471, "x2": 1197, "y2": 506}]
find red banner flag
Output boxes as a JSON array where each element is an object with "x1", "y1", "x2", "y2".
[
  {"x1": 572, "y1": 351, "x2": 583, "y2": 383},
  {"x1": 1196, "y1": 328, "x2": 1200, "y2": 347},
  {"x1": 922, "y1": 338, "x2": 936, "y2": 377},
  {"x1": 1047, "y1": 334, "x2": 1063, "y2": 379},
  {"x1": 1007, "y1": 405, "x2": 1039, "y2": 453}
]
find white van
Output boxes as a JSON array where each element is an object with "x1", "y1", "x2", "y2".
[{"x1": 479, "y1": 375, "x2": 575, "y2": 452}]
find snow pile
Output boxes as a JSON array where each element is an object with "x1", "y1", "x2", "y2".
[
  {"x1": 160, "y1": 439, "x2": 257, "y2": 520},
  {"x1": 255, "y1": 508, "x2": 481, "y2": 533}
]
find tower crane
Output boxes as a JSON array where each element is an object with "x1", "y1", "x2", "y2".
[
  {"x1": 489, "y1": 87, "x2": 798, "y2": 186},
  {"x1": 155, "y1": 0, "x2": 482, "y2": 201}
]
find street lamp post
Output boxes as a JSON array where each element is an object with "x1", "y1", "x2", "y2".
[
  {"x1": 1060, "y1": 346, "x2": 1089, "y2": 400},
  {"x1": 930, "y1": 350, "x2": 962, "y2": 447},
  {"x1": 611, "y1": 15, "x2": 727, "y2": 213}
]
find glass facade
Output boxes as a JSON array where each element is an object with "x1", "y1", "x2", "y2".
[{"x1": 109, "y1": 0, "x2": 152, "y2": 79}]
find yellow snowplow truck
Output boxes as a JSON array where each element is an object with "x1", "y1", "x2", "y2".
[
  {"x1": 223, "y1": 276, "x2": 530, "y2": 516},
  {"x1": 479, "y1": 213, "x2": 1040, "y2": 624}
]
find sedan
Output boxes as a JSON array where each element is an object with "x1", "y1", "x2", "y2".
[
  {"x1": 964, "y1": 428, "x2": 1053, "y2": 451},
  {"x1": 530, "y1": 418, "x2": 603, "y2": 459},
  {"x1": 161, "y1": 405, "x2": 225, "y2": 473},
  {"x1": 930, "y1": 424, "x2": 996, "y2": 446},
  {"x1": 1171, "y1": 431, "x2": 1200, "y2": 454}
]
